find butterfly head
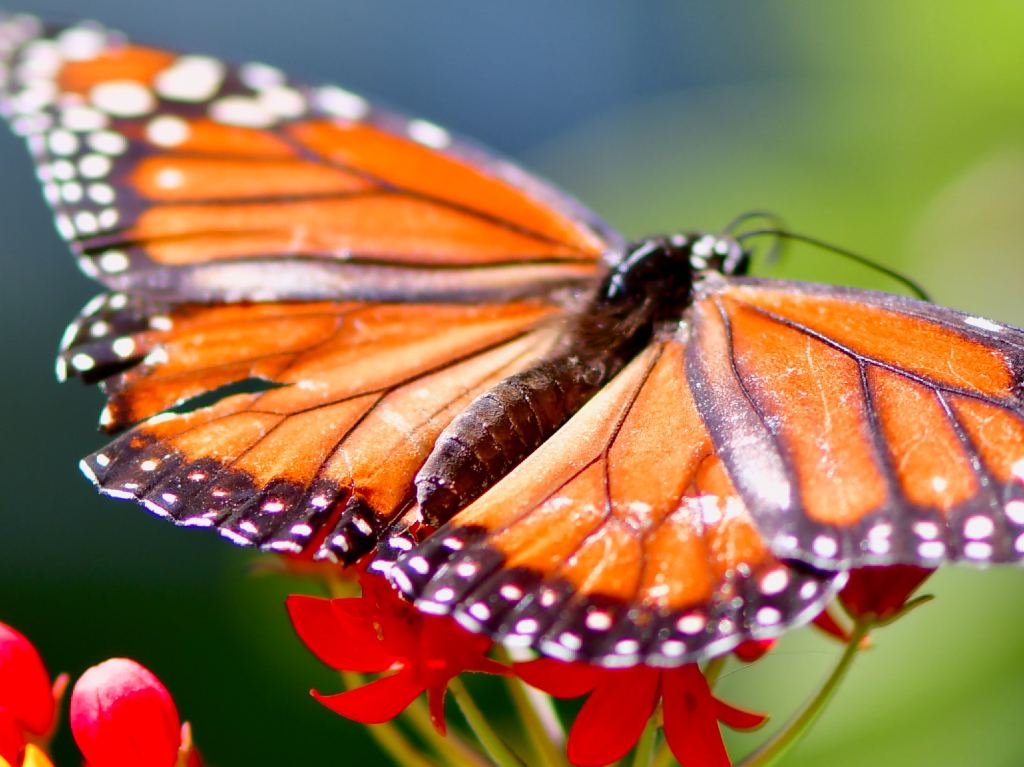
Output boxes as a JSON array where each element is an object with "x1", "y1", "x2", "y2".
[
  {"x1": 600, "y1": 233, "x2": 751, "y2": 313},
  {"x1": 672, "y1": 232, "x2": 751, "y2": 277}
]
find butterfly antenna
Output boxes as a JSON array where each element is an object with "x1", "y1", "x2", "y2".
[
  {"x1": 720, "y1": 211, "x2": 787, "y2": 265},
  {"x1": 736, "y1": 227, "x2": 932, "y2": 302}
]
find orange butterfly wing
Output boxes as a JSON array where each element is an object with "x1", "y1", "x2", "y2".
[
  {"x1": 0, "y1": 15, "x2": 620, "y2": 560},
  {"x1": 0, "y1": 15, "x2": 617, "y2": 305},
  {"x1": 71, "y1": 296, "x2": 561, "y2": 560},
  {"x1": 390, "y1": 342, "x2": 841, "y2": 667},
  {"x1": 686, "y1": 277, "x2": 1024, "y2": 568}
]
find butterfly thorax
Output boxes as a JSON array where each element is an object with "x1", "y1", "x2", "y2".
[{"x1": 584, "y1": 232, "x2": 750, "y2": 334}]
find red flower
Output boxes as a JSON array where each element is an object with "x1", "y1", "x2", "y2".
[
  {"x1": 287, "y1": 572, "x2": 506, "y2": 734},
  {"x1": 70, "y1": 658, "x2": 200, "y2": 767},
  {"x1": 839, "y1": 565, "x2": 933, "y2": 622},
  {"x1": 0, "y1": 622, "x2": 61, "y2": 764},
  {"x1": 515, "y1": 660, "x2": 766, "y2": 767}
]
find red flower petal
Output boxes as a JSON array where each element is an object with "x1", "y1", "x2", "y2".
[
  {"x1": 326, "y1": 573, "x2": 426, "y2": 660},
  {"x1": 0, "y1": 622, "x2": 55, "y2": 736},
  {"x1": 293, "y1": 575, "x2": 503, "y2": 736},
  {"x1": 839, "y1": 565, "x2": 933, "y2": 621},
  {"x1": 0, "y1": 707, "x2": 25, "y2": 765},
  {"x1": 714, "y1": 698, "x2": 768, "y2": 731},
  {"x1": 566, "y1": 667, "x2": 660, "y2": 767},
  {"x1": 312, "y1": 671, "x2": 424, "y2": 724},
  {"x1": 70, "y1": 658, "x2": 181, "y2": 767},
  {"x1": 662, "y1": 666, "x2": 731, "y2": 767},
  {"x1": 418, "y1": 615, "x2": 503, "y2": 681},
  {"x1": 514, "y1": 659, "x2": 606, "y2": 698},
  {"x1": 732, "y1": 638, "x2": 776, "y2": 663},
  {"x1": 811, "y1": 607, "x2": 853, "y2": 644},
  {"x1": 286, "y1": 595, "x2": 395, "y2": 673}
]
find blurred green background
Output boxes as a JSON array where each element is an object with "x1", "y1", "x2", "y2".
[{"x1": 2, "y1": 1, "x2": 1024, "y2": 765}]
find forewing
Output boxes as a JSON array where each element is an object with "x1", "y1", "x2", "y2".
[
  {"x1": 0, "y1": 13, "x2": 626, "y2": 562},
  {"x1": 0, "y1": 14, "x2": 619, "y2": 303},
  {"x1": 687, "y1": 276, "x2": 1024, "y2": 569},
  {"x1": 70, "y1": 295, "x2": 562, "y2": 562},
  {"x1": 388, "y1": 341, "x2": 841, "y2": 668}
]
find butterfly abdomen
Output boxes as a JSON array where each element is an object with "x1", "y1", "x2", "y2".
[{"x1": 415, "y1": 355, "x2": 610, "y2": 525}]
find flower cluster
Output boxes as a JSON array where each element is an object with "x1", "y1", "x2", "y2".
[
  {"x1": 288, "y1": 571, "x2": 506, "y2": 734},
  {"x1": 0, "y1": 622, "x2": 200, "y2": 767},
  {"x1": 514, "y1": 659, "x2": 766, "y2": 767},
  {"x1": 283, "y1": 564, "x2": 934, "y2": 767},
  {"x1": 4, "y1": 561, "x2": 933, "y2": 766}
]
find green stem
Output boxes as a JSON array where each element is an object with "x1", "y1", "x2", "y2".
[
  {"x1": 651, "y1": 739, "x2": 677, "y2": 767},
  {"x1": 339, "y1": 672, "x2": 439, "y2": 767},
  {"x1": 736, "y1": 619, "x2": 873, "y2": 767},
  {"x1": 631, "y1": 716, "x2": 660, "y2": 767},
  {"x1": 503, "y1": 674, "x2": 569, "y2": 767},
  {"x1": 402, "y1": 696, "x2": 489, "y2": 767},
  {"x1": 449, "y1": 677, "x2": 528, "y2": 767}
]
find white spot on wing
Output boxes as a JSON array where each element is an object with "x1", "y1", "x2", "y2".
[
  {"x1": 239, "y1": 62, "x2": 285, "y2": 90},
  {"x1": 90, "y1": 80, "x2": 156, "y2": 117},
  {"x1": 209, "y1": 96, "x2": 276, "y2": 127},
  {"x1": 74, "y1": 211, "x2": 98, "y2": 234},
  {"x1": 146, "y1": 115, "x2": 191, "y2": 147},
  {"x1": 315, "y1": 85, "x2": 369, "y2": 120},
  {"x1": 155, "y1": 55, "x2": 226, "y2": 102},
  {"x1": 759, "y1": 568, "x2": 789, "y2": 596},
  {"x1": 79, "y1": 154, "x2": 112, "y2": 179},
  {"x1": 407, "y1": 118, "x2": 451, "y2": 149},
  {"x1": 61, "y1": 105, "x2": 108, "y2": 132},
  {"x1": 964, "y1": 541, "x2": 993, "y2": 560},
  {"x1": 677, "y1": 614, "x2": 706, "y2": 635},
  {"x1": 57, "y1": 26, "x2": 106, "y2": 61},
  {"x1": 756, "y1": 606, "x2": 782, "y2": 626},
  {"x1": 48, "y1": 129, "x2": 79, "y2": 155},
  {"x1": 71, "y1": 352, "x2": 95, "y2": 371},
  {"x1": 259, "y1": 86, "x2": 306, "y2": 118},
  {"x1": 812, "y1": 534, "x2": 838, "y2": 559},
  {"x1": 88, "y1": 131, "x2": 128, "y2": 155},
  {"x1": 111, "y1": 337, "x2": 136, "y2": 358},
  {"x1": 964, "y1": 515, "x2": 994, "y2": 539},
  {"x1": 964, "y1": 316, "x2": 1002, "y2": 333},
  {"x1": 98, "y1": 251, "x2": 129, "y2": 273},
  {"x1": 1006, "y1": 500, "x2": 1024, "y2": 526},
  {"x1": 61, "y1": 182, "x2": 83, "y2": 203}
]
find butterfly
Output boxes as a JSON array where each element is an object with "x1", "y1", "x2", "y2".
[{"x1": 2, "y1": 13, "x2": 1023, "y2": 668}]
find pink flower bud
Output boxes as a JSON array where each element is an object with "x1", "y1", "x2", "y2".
[
  {"x1": 70, "y1": 659, "x2": 181, "y2": 767},
  {"x1": 0, "y1": 622, "x2": 56, "y2": 739}
]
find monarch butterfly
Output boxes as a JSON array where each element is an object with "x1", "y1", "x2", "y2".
[{"x1": 1, "y1": 14, "x2": 1022, "y2": 668}]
